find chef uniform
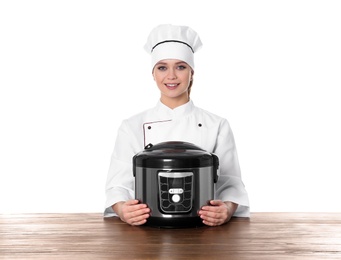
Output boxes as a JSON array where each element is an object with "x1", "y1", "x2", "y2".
[{"x1": 104, "y1": 24, "x2": 250, "y2": 218}]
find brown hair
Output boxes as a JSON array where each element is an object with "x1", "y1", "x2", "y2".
[
  {"x1": 188, "y1": 70, "x2": 194, "y2": 97},
  {"x1": 188, "y1": 78, "x2": 193, "y2": 97}
]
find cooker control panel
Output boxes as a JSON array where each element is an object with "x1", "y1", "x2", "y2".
[{"x1": 158, "y1": 171, "x2": 193, "y2": 213}]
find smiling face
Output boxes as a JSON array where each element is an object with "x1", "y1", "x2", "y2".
[{"x1": 152, "y1": 59, "x2": 193, "y2": 109}]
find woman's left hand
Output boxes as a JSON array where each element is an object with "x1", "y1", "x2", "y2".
[{"x1": 198, "y1": 200, "x2": 238, "y2": 226}]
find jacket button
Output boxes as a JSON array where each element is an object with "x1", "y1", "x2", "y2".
[
  {"x1": 198, "y1": 123, "x2": 202, "y2": 127},
  {"x1": 148, "y1": 126, "x2": 151, "y2": 129}
]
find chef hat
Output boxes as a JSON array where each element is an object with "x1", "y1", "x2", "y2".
[{"x1": 144, "y1": 24, "x2": 203, "y2": 70}]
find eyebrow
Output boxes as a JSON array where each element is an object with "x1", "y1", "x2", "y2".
[{"x1": 155, "y1": 61, "x2": 187, "y2": 65}]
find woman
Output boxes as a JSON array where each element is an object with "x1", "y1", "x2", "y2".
[{"x1": 105, "y1": 24, "x2": 250, "y2": 226}]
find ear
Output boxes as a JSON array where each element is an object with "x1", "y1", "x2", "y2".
[{"x1": 152, "y1": 67, "x2": 157, "y2": 81}]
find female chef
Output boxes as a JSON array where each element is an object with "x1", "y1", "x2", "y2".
[{"x1": 104, "y1": 24, "x2": 250, "y2": 226}]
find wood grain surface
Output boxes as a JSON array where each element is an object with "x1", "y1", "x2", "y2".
[{"x1": 1, "y1": 213, "x2": 341, "y2": 259}]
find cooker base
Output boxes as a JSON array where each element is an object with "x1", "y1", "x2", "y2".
[{"x1": 145, "y1": 216, "x2": 204, "y2": 228}]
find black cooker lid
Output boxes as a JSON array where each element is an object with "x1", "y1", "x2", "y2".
[{"x1": 133, "y1": 141, "x2": 219, "y2": 170}]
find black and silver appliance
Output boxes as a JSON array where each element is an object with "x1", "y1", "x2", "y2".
[{"x1": 133, "y1": 141, "x2": 219, "y2": 228}]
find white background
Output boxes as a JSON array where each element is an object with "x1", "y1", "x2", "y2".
[{"x1": 1, "y1": 0, "x2": 340, "y2": 213}]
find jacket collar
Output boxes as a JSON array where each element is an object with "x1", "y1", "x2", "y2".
[{"x1": 155, "y1": 100, "x2": 195, "y2": 120}]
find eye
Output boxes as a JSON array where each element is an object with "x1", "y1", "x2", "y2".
[
  {"x1": 156, "y1": 66, "x2": 167, "y2": 71},
  {"x1": 177, "y1": 65, "x2": 187, "y2": 70}
]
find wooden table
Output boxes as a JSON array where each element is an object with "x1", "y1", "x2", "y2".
[{"x1": 1, "y1": 213, "x2": 341, "y2": 259}]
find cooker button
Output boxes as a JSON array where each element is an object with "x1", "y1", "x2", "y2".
[
  {"x1": 162, "y1": 201, "x2": 170, "y2": 208},
  {"x1": 176, "y1": 205, "x2": 185, "y2": 211},
  {"x1": 184, "y1": 191, "x2": 191, "y2": 199},
  {"x1": 185, "y1": 176, "x2": 192, "y2": 183},
  {"x1": 170, "y1": 188, "x2": 182, "y2": 194},
  {"x1": 183, "y1": 199, "x2": 191, "y2": 207},
  {"x1": 161, "y1": 184, "x2": 168, "y2": 191},
  {"x1": 172, "y1": 194, "x2": 181, "y2": 203},
  {"x1": 160, "y1": 177, "x2": 167, "y2": 183}
]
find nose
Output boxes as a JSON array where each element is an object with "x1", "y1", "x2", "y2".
[{"x1": 167, "y1": 68, "x2": 177, "y2": 80}]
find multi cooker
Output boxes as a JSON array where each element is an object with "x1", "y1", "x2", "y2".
[{"x1": 133, "y1": 141, "x2": 219, "y2": 228}]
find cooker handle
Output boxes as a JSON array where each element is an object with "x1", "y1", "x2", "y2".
[
  {"x1": 144, "y1": 141, "x2": 204, "y2": 151},
  {"x1": 212, "y1": 153, "x2": 219, "y2": 183},
  {"x1": 144, "y1": 143, "x2": 153, "y2": 149},
  {"x1": 132, "y1": 154, "x2": 138, "y2": 177}
]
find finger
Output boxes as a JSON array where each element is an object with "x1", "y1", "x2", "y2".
[
  {"x1": 125, "y1": 199, "x2": 140, "y2": 206},
  {"x1": 120, "y1": 203, "x2": 149, "y2": 223},
  {"x1": 131, "y1": 217, "x2": 148, "y2": 226},
  {"x1": 125, "y1": 207, "x2": 150, "y2": 223},
  {"x1": 199, "y1": 210, "x2": 220, "y2": 219},
  {"x1": 208, "y1": 200, "x2": 224, "y2": 206},
  {"x1": 200, "y1": 205, "x2": 224, "y2": 213},
  {"x1": 125, "y1": 205, "x2": 150, "y2": 218},
  {"x1": 199, "y1": 209, "x2": 227, "y2": 226},
  {"x1": 200, "y1": 215, "x2": 222, "y2": 226},
  {"x1": 123, "y1": 202, "x2": 148, "y2": 214},
  {"x1": 129, "y1": 212, "x2": 150, "y2": 226},
  {"x1": 200, "y1": 210, "x2": 226, "y2": 225},
  {"x1": 200, "y1": 200, "x2": 223, "y2": 211}
]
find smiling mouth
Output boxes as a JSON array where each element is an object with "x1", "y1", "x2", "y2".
[{"x1": 165, "y1": 83, "x2": 179, "y2": 89}]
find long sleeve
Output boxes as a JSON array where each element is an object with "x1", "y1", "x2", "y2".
[
  {"x1": 104, "y1": 121, "x2": 139, "y2": 217},
  {"x1": 213, "y1": 119, "x2": 250, "y2": 217}
]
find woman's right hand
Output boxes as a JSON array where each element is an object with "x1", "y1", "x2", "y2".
[{"x1": 112, "y1": 199, "x2": 150, "y2": 226}]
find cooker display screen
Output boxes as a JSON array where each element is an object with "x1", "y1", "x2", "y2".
[{"x1": 169, "y1": 178, "x2": 183, "y2": 187}]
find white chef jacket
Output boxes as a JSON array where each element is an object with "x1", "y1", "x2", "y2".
[{"x1": 104, "y1": 100, "x2": 250, "y2": 217}]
